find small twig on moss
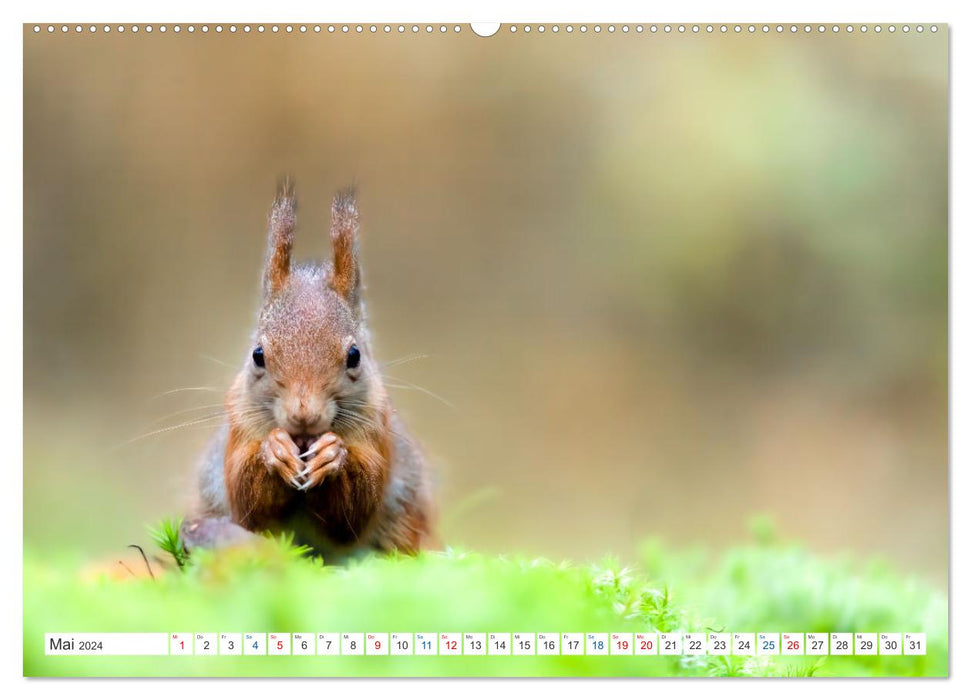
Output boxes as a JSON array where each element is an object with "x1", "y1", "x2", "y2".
[{"x1": 127, "y1": 544, "x2": 156, "y2": 580}]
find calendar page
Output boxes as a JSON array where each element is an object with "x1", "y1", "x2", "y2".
[{"x1": 22, "y1": 16, "x2": 948, "y2": 679}]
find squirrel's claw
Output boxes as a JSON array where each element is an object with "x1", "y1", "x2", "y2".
[
  {"x1": 298, "y1": 433, "x2": 340, "y2": 461},
  {"x1": 300, "y1": 436, "x2": 347, "y2": 491},
  {"x1": 262, "y1": 427, "x2": 306, "y2": 490}
]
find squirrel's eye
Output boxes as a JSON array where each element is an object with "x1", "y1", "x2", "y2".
[
  {"x1": 346, "y1": 344, "x2": 361, "y2": 370},
  {"x1": 252, "y1": 346, "x2": 265, "y2": 368}
]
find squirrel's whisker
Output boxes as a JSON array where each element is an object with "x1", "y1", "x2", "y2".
[
  {"x1": 332, "y1": 412, "x2": 378, "y2": 438},
  {"x1": 145, "y1": 403, "x2": 230, "y2": 427},
  {"x1": 380, "y1": 353, "x2": 431, "y2": 369},
  {"x1": 381, "y1": 375, "x2": 455, "y2": 409},
  {"x1": 113, "y1": 413, "x2": 234, "y2": 450},
  {"x1": 151, "y1": 386, "x2": 223, "y2": 400},
  {"x1": 197, "y1": 353, "x2": 237, "y2": 370}
]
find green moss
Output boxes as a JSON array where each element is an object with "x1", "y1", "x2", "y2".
[{"x1": 24, "y1": 531, "x2": 947, "y2": 677}]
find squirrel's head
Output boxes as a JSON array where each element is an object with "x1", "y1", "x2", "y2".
[{"x1": 236, "y1": 181, "x2": 380, "y2": 450}]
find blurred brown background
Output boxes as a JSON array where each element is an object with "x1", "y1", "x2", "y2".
[{"x1": 24, "y1": 26, "x2": 948, "y2": 583}]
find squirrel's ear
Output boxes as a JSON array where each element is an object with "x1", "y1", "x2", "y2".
[
  {"x1": 330, "y1": 187, "x2": 361, "y2": 308},
  {"x1": 263, "y1": 178, "x2": 296, "y2": 297}
]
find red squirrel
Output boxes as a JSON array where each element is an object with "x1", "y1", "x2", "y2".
[{"x1": 192, "y1": 181, "x2": 435, "y2": 557}]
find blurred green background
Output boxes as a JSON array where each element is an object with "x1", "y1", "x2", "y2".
[{"x1": 23, "y1": 27, "x2": 947, "y2": 584}]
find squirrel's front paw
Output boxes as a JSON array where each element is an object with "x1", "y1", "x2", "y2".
[
  {"x1": 294, "y1": 432, "x2": 347, "y2": 491},
  {"x1": 261, "y1": 428, "x2": 305, "y2": 490}
]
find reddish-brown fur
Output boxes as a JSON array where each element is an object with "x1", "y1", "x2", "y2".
[{"x1": 223, "y1": 411, "x2": 395, "y2": 547}]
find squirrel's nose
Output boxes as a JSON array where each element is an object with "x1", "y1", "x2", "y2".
[
  {"x1": 288, "y1": 411, "x2": 322, "y2": 432},
  {"x1": 284, "y1": 395, "x2": 324, "y2": 432}
]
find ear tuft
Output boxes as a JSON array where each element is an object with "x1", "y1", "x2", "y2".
[
  {"x1": 263, "y1": 177, "x2": 296, "y2": 296},
  {"x1": 330, "y1": 186, "x2": 361, "y2": 306}
]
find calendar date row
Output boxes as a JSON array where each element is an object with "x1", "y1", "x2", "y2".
[{"x1": 46, "y1": 632, "x2": 926, "y2": 656}]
